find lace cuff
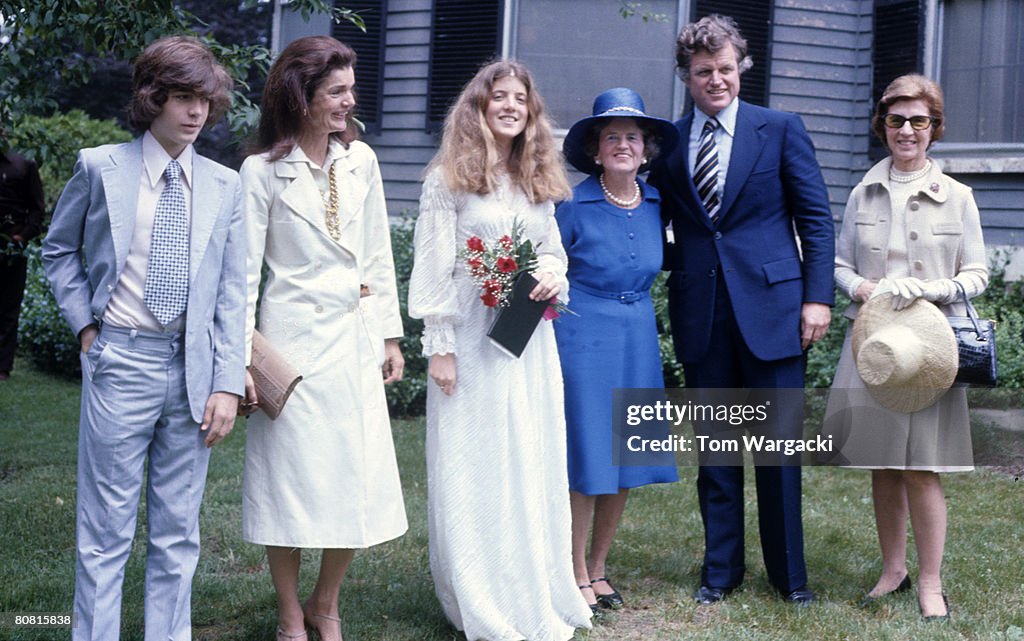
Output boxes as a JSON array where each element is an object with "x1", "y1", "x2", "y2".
[{"x1": 421, "y1": 323, "x2": 457, "y2": 356}]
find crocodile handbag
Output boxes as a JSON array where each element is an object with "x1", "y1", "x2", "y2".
[{"x1": 948, "y1": 281, "x2": 997, "y2": 387}]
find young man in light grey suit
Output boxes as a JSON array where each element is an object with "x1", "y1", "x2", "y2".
[{"x1": 42, "y1": 36, "x2": 246, "y2": 641}]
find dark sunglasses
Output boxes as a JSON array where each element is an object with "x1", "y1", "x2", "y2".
[{"x1": 882, "y1": 114, "x2": 940, "y2": 130}]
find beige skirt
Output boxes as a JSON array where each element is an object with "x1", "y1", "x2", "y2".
[{"x1": 821, "y1": 328, "x2": 973, "y2": 472}]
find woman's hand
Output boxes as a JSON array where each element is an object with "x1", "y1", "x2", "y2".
[
  {"x1": 854, "y1": 280, "x2": 878, "y2": 303},
  {"x1": 529, "y1": 271, "x2": 561, "y2": 302},
  {"x1": 429, "y1": 353, "x2": 457, "y2": 396},
  {"x1": 238, "y1": 368, "x2": 260, "y2": 416},
  {"x1": 382, "y1": 339, "x2": 405, "y2": 384}
]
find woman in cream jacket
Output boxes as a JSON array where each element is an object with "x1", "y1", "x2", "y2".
[{"x1": 240, "y1": 36, "x2": 407, "y2": 641}]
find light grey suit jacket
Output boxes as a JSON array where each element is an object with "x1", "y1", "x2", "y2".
[{"x1": 42, "y1": 137, "x2": 247, "y2": 422}]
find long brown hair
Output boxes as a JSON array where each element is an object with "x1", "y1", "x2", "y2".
[
  {"x1": 428, "y1": 60, "x2": 570, "y2": 204},
  {"x1": 255, "y1": 36, "x2": 359, "y2": 161}
]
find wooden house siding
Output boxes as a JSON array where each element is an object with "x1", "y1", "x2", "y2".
[
  {"x1": 770, "y1": 0, "x2": 874, "y2": 221},
  {"x1": 363, "y1": 0, "x2": 437, "y2": 213}
]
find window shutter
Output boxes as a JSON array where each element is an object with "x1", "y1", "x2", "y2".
[
  {"x1": 427, "y1": 0, "x2": 502, "y2": 130},
  {"x1": 333, "y1": 0, "x2": 387, "y2": 135},
  {"x1": 692, "y1": 1, "x2": 773, "y2": 106},
  {"x1": 871, "y1": 0, "x2": 924, "y2": 158}
]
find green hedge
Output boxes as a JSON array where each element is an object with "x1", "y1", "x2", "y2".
[
  {"x1": 8, "y1": 110, "x2": 133, "y2": 214},
  {"x1": 14, "y1": 111, "x2": 133, "y2": 376}
]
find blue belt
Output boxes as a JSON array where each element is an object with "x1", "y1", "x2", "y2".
[{"x1": 571, "y1": 282, "x2": 650, "y2": 304}]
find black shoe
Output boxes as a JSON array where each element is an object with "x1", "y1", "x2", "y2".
[
  {"x1": 591, "y1": 577, "x2": 624, "y2": 609},
  {"x1": 782, "y1": 586, "x2": 816, "y2": 606},
  {"x1": 578, "y1": 584, "x2": 600, "y2": 615},
  {"x1": 693, "y1": 585, "x2": 732, "y2": 605},
  {"x1": 858, "y1": 574, "x2": 912, "y2": 608},
  {"x1": 922, "y1": 594, "x2": 950, "y2": 622}
]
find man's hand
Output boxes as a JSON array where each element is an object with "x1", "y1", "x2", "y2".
[
  {"x1": 79, "y1": 324, "x2": 99, "y2": 353},
  {"x1": 201, "y1": 391, "x2": 240, "y2": 447},
  {"x1": 800, "y1": 302, "x2": 831, "y2": 350}
]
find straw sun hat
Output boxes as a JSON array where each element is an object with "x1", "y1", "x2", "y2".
[{"x1": 851, "y1": 293, "x2": 958, "y2": 413}]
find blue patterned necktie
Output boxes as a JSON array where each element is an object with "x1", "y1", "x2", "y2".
[
  {"x1": 694, "y1": 118, "x2": 721, "y2": 223},
  {"x1": 144, "y1": 159, "x2": 189, "y2": 325}
]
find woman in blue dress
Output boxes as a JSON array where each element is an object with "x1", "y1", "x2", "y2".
[{"x1": 555, "y1": 88, "x2": 680, "y2": 612}]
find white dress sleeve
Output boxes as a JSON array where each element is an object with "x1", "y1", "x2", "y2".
[
  {"x1": 409, "y1": 169, "x2": 460, "y2": 356},
  {"x1": 240, "y1": 154, "x2": 272, "y2": 366},
  {"x1": 533, "y1": 200, "x2": 570, "y2": 305}
]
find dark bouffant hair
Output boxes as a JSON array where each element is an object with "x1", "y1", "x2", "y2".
[{"x1": 255, "y1": 36, "x2": 359, "y2": 161}]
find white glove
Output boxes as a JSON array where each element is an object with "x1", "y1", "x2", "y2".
[
  {"x1": 920, "y1": 279, "x2": 958, "y2": 304},
  {"x1": 887, "y1": 277, "x2": 925, "y2": 310},
  {"x1": 869, "y1": 278, "x2": 893, "y2": 299}
]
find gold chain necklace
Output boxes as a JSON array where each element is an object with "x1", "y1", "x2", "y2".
[{"x1": 323, "y1": 159, "x2": 341, "y2": 240}]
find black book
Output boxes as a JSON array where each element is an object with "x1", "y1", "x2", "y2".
[{"x1": 487, "y1": 272, "x2": 549, "y2": 358}]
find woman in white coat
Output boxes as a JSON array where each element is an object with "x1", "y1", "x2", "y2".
[{"x1": 240, "y1": 36, "x2": 407, "y2": 641}]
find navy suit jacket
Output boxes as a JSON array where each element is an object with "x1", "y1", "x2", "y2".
[{"x1": 649, "y1": 100, "x2": 835, "y2": 363}]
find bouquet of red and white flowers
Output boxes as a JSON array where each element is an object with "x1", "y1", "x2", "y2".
[{"x1": 457, "y1": 219, "x2": 571, "y2": 318}]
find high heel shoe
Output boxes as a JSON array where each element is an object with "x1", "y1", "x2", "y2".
[
  {"x1": 858, "y1": 573, "x2": 911, "y2": 608},
  {"x1": 276, "y1": 627, "x2": 308, "y2": 641},
  {"x1": 591, "y1": 577, "x2": 625, "y2": 609},
  {"x1": 302, "y1": 611, "x2": 343, "y2": 641},
  {"x1": 578, "y1": 584, "x2": 600, "y2": 615},
  {"x1": 921, "y1": 593, "x2": 950, "y2": 622}
]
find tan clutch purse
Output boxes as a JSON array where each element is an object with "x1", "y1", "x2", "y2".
[{"x1": 249, "y1": 330, "x2": 303, "y2": 419}]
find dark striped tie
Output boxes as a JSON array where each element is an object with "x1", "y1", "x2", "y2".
[{"x1": 693, "y1": 118, "x2": 720, "y2": 222}]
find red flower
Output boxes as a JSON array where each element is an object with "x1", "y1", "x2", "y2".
[
  {"x1": 467, "y1": 257, "x2": 485, "y2": 275},
  {"x1": 543, "y1": 297, "x2": 561, "y2": 320},
  {"x1": 496, "y1": 256, "x2": 518, "y2": 273},
  {"x1": 499, "y1": 235, "x2": 514, "y2": 250},
  {"x1": 484, "y1": 279, "x2": 502, "y2": 294},
  {"x1": 481, "y1": 292, "x2": 500, "y2": 307},
  {"x1": 466, "y1": 236, "x2": 485, "y2": 252}
]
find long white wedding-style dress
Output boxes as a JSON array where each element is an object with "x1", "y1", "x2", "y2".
[{"x1": 409, "y1": 168, "x2": 592, "y2": 641}]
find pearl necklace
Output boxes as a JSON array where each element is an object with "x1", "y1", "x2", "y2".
[
  {"x1": 599, "y1": 173, "x2": 640, "y2": 208},
  {"x1": 889, "y1": 160, "x2": 931, "y2": 184}
]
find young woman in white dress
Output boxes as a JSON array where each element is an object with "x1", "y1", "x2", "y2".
[
  {"x1": 240, "y1": 36, "x2": 408, "y2": 641},
  {"x1": 408, "y1": 60, "x2": 593, "y2": 641}
]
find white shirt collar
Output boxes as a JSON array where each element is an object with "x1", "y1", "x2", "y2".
[
  {"x1": 282, "y1": 139, "x2": 348, "y2": 171},
  {"x1": 694, "y1": 97, "x2": 739, "y2": 138},
  {"x1": 142, "y1": 130, "x2": 194, "y2": 189}
]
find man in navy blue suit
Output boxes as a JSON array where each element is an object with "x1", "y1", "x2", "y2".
[{"x1": 649, "y1": 14, "x2": 834, "y2": 605}]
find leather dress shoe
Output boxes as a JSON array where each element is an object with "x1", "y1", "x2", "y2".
[
  {"x1": 693, "y1": 585, "x2": 732, "y2": 604},
  {"x1": 782, "y1": 586, "x2": 816, "y2": 606}
]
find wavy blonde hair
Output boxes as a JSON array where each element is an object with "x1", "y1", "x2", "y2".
[{"x1": 428, "y1": 60, "x2": 570, "y2": 203}]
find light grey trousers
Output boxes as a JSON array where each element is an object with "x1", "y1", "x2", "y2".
[{"x1": 73, "y1": 326, "x2": 211, "y2": 641}]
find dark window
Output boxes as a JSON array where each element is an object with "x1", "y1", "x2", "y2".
[
  {"x1": 692, "y1": 0, "x2": 773, "y2": 107},
  {"x1": 333, "y1": 0, "x2": 388, "y2": 135},
  {"x1": 871, "y1": 0, "x2": 925, "y2": 158},
  {"x1": 427, "y1": 0, "x2": 503, "y2": 130}
]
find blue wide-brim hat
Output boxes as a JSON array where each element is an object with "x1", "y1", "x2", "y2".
[{"x1": 563, "y1": 87, "x2": 679, "y2": 175}]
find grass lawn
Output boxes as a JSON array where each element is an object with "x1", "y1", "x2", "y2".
[{"x1": 1, "y1": 358, "x2": 1023, "y2": 640}]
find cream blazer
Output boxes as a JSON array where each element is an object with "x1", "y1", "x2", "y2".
[
  {"x1": 241, "y1": 140, "x2": 403, "y2": 363},
  {"x1": 834, "y1": 157, "x2": 988, "y2": 320}
]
